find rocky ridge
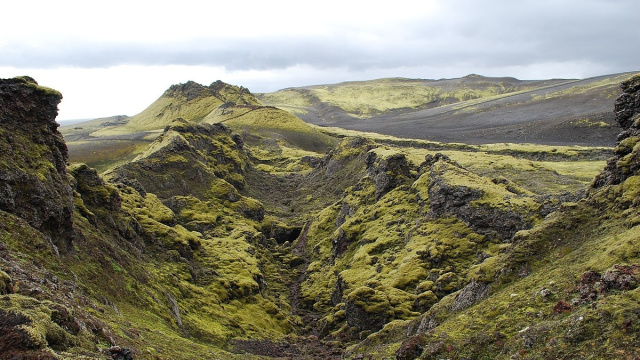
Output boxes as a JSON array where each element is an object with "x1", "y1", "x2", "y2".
[{"x1": 349, "y1": 75, "x2": 640, "y2": 359}]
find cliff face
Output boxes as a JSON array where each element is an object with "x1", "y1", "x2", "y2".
[
  {"x1": 0, "y1": 77, "x2": 74, "y2": 251},
  {"x1": 593, "y1": 74, "x2": 640, "y2": 187}
]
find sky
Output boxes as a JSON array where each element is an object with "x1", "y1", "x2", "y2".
[{"x1": 1, "y1": 0, "x2": 639, "y2": 121}]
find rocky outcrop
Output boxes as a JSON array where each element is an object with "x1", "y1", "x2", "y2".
[
  {"x1": 163, "y1": 80, "x2": 257, "y2": 105},
  {"x1": 0, "y1": 270, "x2": 12, "y2": 295},
  {"x1": 424, "y1": 158, "x2": 533, "y2": 241},
  {"x1": 578, "y1": 264, "x2": 640, "y2": 304},
  {"x1": 593, "y1": 75, "x2": 640, "y2": 188},
  {"x1": 0, "y1": 77, "x2": 74, "y2": 251},
  {"x1": 110, "y1": 121, "x2": 247, "y2": 198},
  {"x1": 366, "y1": 151, "x2": 412, "y2": 200},
  {"x1": 450, "y1": 279, "x2": 490, "y2": 311},
  {"x1": 71, "y1": 164, "x2": 121, "y2": 212},
  {"x1": 344, "y1": 286, "x2": 391, "y2": 332},
  {"x1": 110, "y1": 120, "x2": 265, "y2": 221}
]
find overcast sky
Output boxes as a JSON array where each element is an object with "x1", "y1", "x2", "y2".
[{"x1": 1, "y1": 0, "x2": 639, "y2": 121}]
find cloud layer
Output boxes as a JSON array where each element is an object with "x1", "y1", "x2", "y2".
[{"x1": 1, "y1": 0, "x2": 638, "y2": 119}]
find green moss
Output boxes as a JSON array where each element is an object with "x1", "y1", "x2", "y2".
[
  {"x1": 264, "y1": 77, "x2": 542, "y2": 119},
  {"x1": 0, "y1": 295, "x2": 76, "y2": 352},
  {"x1": 347, "y1": 286, "x2": 391, "y2": 315},
  {"x1": 143, "y1": 193, "x2": 176, "y2": 224},
  {"x1": 0, "y1": 270, "x2": 12, "y2": 295},
  {"x1": 431, "y1": 160, "x2": 540, "y2": 214}
]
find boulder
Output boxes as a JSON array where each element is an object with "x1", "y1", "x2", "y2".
[{"x1": 0, "y1": 270, "x2": 12, "y2": 295}]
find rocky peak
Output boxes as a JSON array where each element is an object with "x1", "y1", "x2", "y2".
[
  {"x1": 209, "y1": 79, "x2": 251, "y2": 96},
  {"x1": 162, "y1": 80, "x2": 258, "y2": 105},
  {"x1": 163, "y1": 80, "x2": 210, "y2": 101},
  {"x1": 0, "y1": 76, "x2": 74, "y2": 251},
  {"x1": 615, "y1": 75, "x2": 640, "y2": 131}
]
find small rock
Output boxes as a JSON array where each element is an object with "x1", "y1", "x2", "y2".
[
  {"x1": 0, "y1": 270, "x2": 13, "y2": 295},
  {"x1": 539, "y1": 288, "x2": 553, "y2": 298},
  {"x1": 552, "y1": 300, "x2": 572, "y2": 314},
  {"x1": 395, "y1": 335, "x2": 424, "y2": 360},
  {"x1": 109, "y1": 346, "x2": 134, "y2": 360}
]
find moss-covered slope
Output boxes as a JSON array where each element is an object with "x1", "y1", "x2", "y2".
[
  {"x1": 0, "y1": 78, "x2": 302, "y2": 359},
  {"x1": 258, "y1": 75, "x2": 562, "y2": 119},
  {"x1": 259, "y1": 73, "x2": 638, "y2": 146}
]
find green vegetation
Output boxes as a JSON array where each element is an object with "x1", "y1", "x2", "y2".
[
  {"x1": 258, "y1": 76, "x2": 565, "y2": 119},
  {"x1": 7, "y1": 74, "x2": 640, "y2": 359}
]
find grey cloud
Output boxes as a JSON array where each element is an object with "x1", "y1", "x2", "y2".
[{"x1": 2, "y1": 0, "x2": 639, "y2": 77}]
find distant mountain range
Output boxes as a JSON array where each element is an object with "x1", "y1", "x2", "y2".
[{"x1": 258, "y1": 72, "x2": 638, "y2": 146}]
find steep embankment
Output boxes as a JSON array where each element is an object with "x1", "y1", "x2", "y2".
[{"x1": 0, "y1": 77, "x2": 74, "y2": 251}]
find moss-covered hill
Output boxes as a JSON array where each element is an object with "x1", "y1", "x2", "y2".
[
  {"x1": 258, "y1": 75, "x2": 566, "y2": 119},
  {"x1": 258, "y1": 73, "x2": 640, "y2": 146},
  {"x1": 61, "y1": 80, "x2": 336, "y2": 173},
  {"x1": 2, "y1": 74, "x2": 640, "y2": 359}
]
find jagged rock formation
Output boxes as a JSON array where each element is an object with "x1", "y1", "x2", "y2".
[
  {"x1": 296, "y1": 143, "x2": 552, "y2": 339},
  {"x1": 0, "y1": 77, "x2": 75, "y2": 251},
  {"x1": 109, "y1": 120, "x2": 248, "y2": 196},
  {"x1": 425, "y1": 157, "x2": 536, "y2": 241},
  {"x1": 593, "y1": 74, "x2": 640, "y2": 187},
  {"x1": 164, "y1": 80, "x2": 256, "y2": 105},
  {"x1": 366, "y1": 150, "x2": 412, "y2": 200}
]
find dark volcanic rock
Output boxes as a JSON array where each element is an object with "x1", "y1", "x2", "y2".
[
  {"x1": 426, "y1": 159, "x2": 530, "y2": 241},
  {"x1": 366, "y1": 151, "x2": 412, "y2": 200},
  {"x1": 395, "y1": 335, "x2": 424, "y2": 360},
  {"x1": 0, "y1": 270, "x2": 12, "y2": 295},
  {"x1": 450, "y1": 279, "x2": 490, "y2": 311},
  {"x1": 578, "y1": 264, "x2": 640, "y2": 304},
  {"x1": 345, "y1": 286, "x2": 391, "y2": 332},
  {"x1": 71, "y1": 164, "x2": 121, "y2": 212},
  {"x1": 0, "y1": 77, "x2": 75, "y2": 251},
  {"x1": 593, "y1": 75, "x2": 640, "y2": 188}
]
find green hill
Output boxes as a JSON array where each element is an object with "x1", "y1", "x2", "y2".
[
  {"x1": 258, "y1": 75, "x2": 567, "y2": 118},
  {"x1": 259, "y1": 73, "x2": 640, "y2": 146},
  {"x1": 62, "y1": 80, "x2": 337, "y2": 173}
]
